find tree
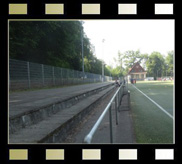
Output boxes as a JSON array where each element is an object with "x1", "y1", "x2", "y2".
[
  {"x1": 165, "y1": 51, "x2": 174, "y2": 77},
  {"x1": 9, "y1": 21, "x2": 107, "y2": 76},
  {"x1": 145, "y1": 52, "x2": 165, "y2": 79}
]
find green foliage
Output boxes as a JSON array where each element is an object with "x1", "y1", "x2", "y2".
[
  {"x1": 146, "y1": 52, "x2": 166, "y2": 78},
  {"x1": 117, "y1": 50, "x2": 149, "y2": 75},
  {"x1": 118, "y1": 50, "x2": 147, "y2": 68},
  {"x1": 9, "y1": 21, "x2": 108, "y2": 75},
  {"x1": 111, "y1": 67, "x2": 123, "y2": 78},
  {"x1": 165, "y1": 51, "x2": 174, "y2": 76},
  {"x1": 114, "y1": 49, "x2": 173, "y2": 79},
  {"x1": 10, "y1": 21, "x2": 173, "y2": 79},
  {"x1": 113, "y1": 50, "x2": 148, "y2": 78}
]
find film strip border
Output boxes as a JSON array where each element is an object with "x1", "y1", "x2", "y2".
[
  {"x1": 8, "y1": 148, "x2": 175, "y2": 160},
  {"x1": 7, "y1": 2, "x2": 174, "y2": 16},
  {"x1": 2, "y1": 0, "x2": 177, "y2": 163}
]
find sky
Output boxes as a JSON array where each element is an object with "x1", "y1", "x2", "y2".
[{"x1": 83, "y1": 20, "x2": 174, "y2": 67}]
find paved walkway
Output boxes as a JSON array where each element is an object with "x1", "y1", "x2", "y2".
[
  {"x1": 64, "y1": 88, "x2": 136, "y2": 144},
  {"x1": 91, "y1": 92, "x2": 136, "y2": 143},
  {"x1": 9, "y1": 82, "x2": 113, "y2": 118},
  {"x1": 114, "y1": 93, "x2": 136, "y2": 143}
]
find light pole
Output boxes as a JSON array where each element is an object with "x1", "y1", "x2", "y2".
[
  {"x1": 81, "y1": 21, "x2": 84, "y2": 79},
  {"x1": 102, "y1": 39, "x2": 105, "y2": 82}
]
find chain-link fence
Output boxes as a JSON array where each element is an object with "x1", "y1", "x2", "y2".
[{"x1": 9, "y1": 59, "x2": 112, "y2": 90}]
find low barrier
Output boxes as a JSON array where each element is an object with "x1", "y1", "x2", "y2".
[{"x1": 84, "y1": 83, "x2": 126, "y2": 143}]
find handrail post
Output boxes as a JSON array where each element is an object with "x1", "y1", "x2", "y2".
[
  {"x1": 120, "y1": 86, "x2": 122, "y2": 104},
  {"x1": 84, "y1": 86, "x2": 121, "y2": 144},
  {"x1": 118, "y1": 87, "x2": 120, "y2": 106},
  {"x1": 109, "y1": 106, "x2": 113, "y2": 143},
  {"x1": 117, "y1": 91, "x2": 119, "y2": 111},
  {"x1": 115, "y1": 97, "x2": 118, "y2": 125}
]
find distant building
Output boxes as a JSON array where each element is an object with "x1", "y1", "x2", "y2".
[{"x1": 128, "y1": 62, "x2": 147, "y2": 80}]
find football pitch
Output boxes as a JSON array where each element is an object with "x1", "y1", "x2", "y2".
[{"x1": 128, "y1": 81, "x2": 174, "y2": 144}]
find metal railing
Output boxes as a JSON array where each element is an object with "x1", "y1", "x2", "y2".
[
  {"x1": 9, "y1": 59, "x2": 112, "y2": 90},
  {"x1": 84, "y1": 83, "x2": 126, "y2": 143}
]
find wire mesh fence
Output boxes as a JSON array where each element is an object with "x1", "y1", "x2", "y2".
[{"x1": 9, "y1": 59, "x2": 112, "y2": 90}]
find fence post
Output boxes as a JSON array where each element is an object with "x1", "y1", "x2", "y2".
[
  {"x1": 115, "y1": 97, "x2": 118, "y2": 125},
  {"x1": 42, "y1": 64, "x2": 44, "y2": 86},
  {"x1": 67, "y1": 69, "x2": 69, "y2": 84},
  {"x1": 109, "y1": 106, "x2": 113, "y2": 143},
  {"x1": 61, "y1": 68, "x2": 63, "y2": 85},
  {"x1": 52, "y1": 66, "x2": 55, "y2": 86},
  {"x1": 9, "y1": 70, "x2": 11, "y2": 90},
  {"x1": 127, "y1": 79, "x2": 129, "y2": 89},
  {"x1": 118, "y1": 91, "x2": 120, "y2": 109},
  {"x1": 120, "y1": 86, "x2": 123, "y2": 104},
  {"x1": 76, "y1": 71, "x2": 79, "y2": 84},
  {"x1": 73, "y1": 70, "x2": 74, "y2": 85},
  {"x1": 27, "y1": 62, "x2": 31, "y2": 88},
  {"x1": 72, "y1": 70, "x2": 73, "y2": 84},
  {"x1": 119, "y1": 87, "x2": 121, "y2": 104},
  {"x1": 128, "y1": 90, "x2": 130, "y2": 110}
]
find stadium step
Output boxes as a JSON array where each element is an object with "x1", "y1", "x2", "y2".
[
  {"x1": 9, "y1": 84, "x2": 116, "y2": 143},
  {"x1": 9, "y1": 83, "x2": 113, "y2": 135}
]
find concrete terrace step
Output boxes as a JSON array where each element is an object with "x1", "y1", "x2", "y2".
[
  {"x1": 9, "y1": 82, "x2": 114, "y2": 134},
  {"x1": 9, "y1": 85, "x2": 116, "y2": 143},
  {"x1": 9, "y1": 82, "x2": 113, "y2": 117}
]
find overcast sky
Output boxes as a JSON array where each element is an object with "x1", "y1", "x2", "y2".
[{"x1": 83, "y1": 20, "x2": 174, "y2": 66}]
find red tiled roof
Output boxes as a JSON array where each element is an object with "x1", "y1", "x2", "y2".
[{"x1": 128, "y1": 62, "x2": 146, "y2": 74}]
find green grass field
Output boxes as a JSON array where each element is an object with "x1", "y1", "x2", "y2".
[{"x1": 129, "y1": 81, "x2": 174, "y2": 144}]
